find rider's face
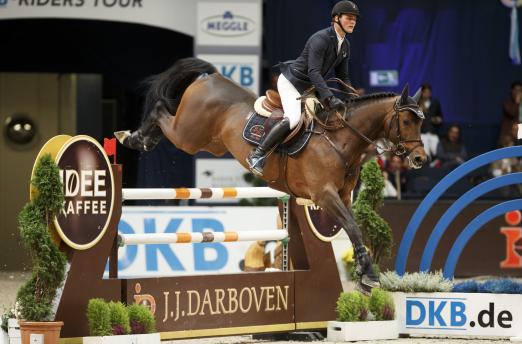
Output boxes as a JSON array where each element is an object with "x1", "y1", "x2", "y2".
[{"x1": 337, "y1": 14, "x2": 357, "y2": 34}]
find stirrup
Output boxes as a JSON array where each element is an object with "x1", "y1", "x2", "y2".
[{"x1": 246, "y1": 154, "x2": 266, "y2": 176}]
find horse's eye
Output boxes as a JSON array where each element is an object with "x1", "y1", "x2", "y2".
[{"x1": 403, "y1": 120, "x2": 410, "y2": 125}]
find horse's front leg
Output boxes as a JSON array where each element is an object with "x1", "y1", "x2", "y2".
[{"x1": 315, "y1": 186, "x2": 380, "y2": 292}]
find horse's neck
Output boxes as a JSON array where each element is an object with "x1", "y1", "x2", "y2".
[{"x1": 349, "y1": 101, "x2": 391, "y2": 146}]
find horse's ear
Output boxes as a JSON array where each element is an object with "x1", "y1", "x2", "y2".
[
  {"x1": 399, "y1": 84, "x2": 409, "y2": 105},
  {"x1": 412, "y1": 87, "x2": 421, "y2": 103}
]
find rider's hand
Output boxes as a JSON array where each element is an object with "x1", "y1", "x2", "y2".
[{"x1": 328, "y1": 96, "x2": 345, "y2": 113}]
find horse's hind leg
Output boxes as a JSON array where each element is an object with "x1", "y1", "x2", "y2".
[
  {"x1": 315, "y1": 187, "x2": 380, "y2": 292},
  {"x1": 115, "y1": 101, "x2": 169, "y2": 151}
]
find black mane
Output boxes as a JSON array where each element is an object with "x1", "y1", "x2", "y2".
[{"x1": 346, "y1": 92, "x2": 397, "y2": 105}]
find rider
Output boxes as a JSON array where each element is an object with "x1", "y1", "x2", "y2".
[{"x1": 247, "y1": 0, "x2": 360, "y2": 176}]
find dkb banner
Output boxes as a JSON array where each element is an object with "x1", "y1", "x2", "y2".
[{"x1": 111, "y1": 206, "x2": 279, "y2": 277}]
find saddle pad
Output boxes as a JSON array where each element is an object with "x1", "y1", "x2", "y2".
[{"x1": 242, "y1": 111, "x2": 314, "y2": 156}]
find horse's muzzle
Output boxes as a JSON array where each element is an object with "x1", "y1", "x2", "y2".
[{"x1": 407, "y1": 152, "x2": 427, "y2": 169}]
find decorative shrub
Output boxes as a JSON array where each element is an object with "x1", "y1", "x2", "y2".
[
  {"x1": 336, "y1": 291, "x2": 369, "y2": 322},
  {"x1": 353, "y1": 160, "x2": 393, "y2": 265},
  {"x1": 87, "y1": 299, "x2": 112, "y2": 337},
  {"x1": 380, "y1": 271, "x2": 453, "y2": 292},
  {"x1": 369, "y1": 289, "x2": 395, "y2": 320},
  {"x1": 127, "y1": 304, "x2": 155, "y2": 334},
  {"x1": 108, "y1": 302, "x2": 130, "y2": 335},
  {"x1": 16, "y1": 154, "x2": 67, "y2": 321},
  {"x1": 453, "y1": 278, "x2": 522, "y2": 294}
]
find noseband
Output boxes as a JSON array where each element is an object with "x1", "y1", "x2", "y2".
[{"x1": 387, "y1": 99, "x2": 424, "y2": 156}]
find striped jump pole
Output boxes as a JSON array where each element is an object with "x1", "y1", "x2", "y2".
[
  {"x1": 120, "y1": 186, "x2": 291, "y2": 271},
  {"x1": 122, "y1": 187, "x2": 287, "y2": 201},
  {"x1": 118, "y1": 230, "x2": 288, "y2": 246}
]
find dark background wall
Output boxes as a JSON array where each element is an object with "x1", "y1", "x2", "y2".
[
  {"x1": 264, "y1": 0, "x2": 522, "y2": 155},
  {"x1": 0, "y1": 18, "x2": 195, "y2": 189}
]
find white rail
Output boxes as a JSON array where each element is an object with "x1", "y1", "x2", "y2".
[
  {"x1": 118, "y1": 230, "x2": 288, "y2": 245},
  {"x1": 122, "y1": 187, "x2": 287, "y2": 200}
]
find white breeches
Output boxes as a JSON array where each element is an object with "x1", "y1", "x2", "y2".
[{"x1": 277, "y1": 74, "x2": 301, "y2": 129}]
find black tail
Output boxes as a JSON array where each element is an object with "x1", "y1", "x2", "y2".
[
  {"x1": 143, "y1": 57, "x2": 218, "y2": 118},
  {"x1": 116, "y1": 58, "x2": 218, "y2": 151}
]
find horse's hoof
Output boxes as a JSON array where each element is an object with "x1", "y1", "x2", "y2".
[
  {"x1": 357, "y1": 274, "x2": 381, "y2": 295},
  {"x1": 114, "y1": 130, "x2": 131, "y2": 145}
]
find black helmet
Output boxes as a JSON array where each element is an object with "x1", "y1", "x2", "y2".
[{"x1": 331, "y1": 1, "x2": 360, "y2": 18}]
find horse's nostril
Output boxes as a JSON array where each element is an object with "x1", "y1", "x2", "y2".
[{"x1": 414, "y1": 156, "x2": 423, "y2": 164}]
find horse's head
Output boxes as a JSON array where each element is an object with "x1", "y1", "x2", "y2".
[{"x1": 384, "y1": 84, "x2": 427, "y2": 169}]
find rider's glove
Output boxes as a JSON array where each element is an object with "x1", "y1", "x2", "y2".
[{"x1": 327, "y1": 96, "x2": 345, "y2": 113}]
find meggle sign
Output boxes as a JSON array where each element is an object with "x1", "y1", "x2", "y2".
[
  {"x1": 201, "y1": 10, "x2": 255, "y2": 37},
  {"x1": 111, "y1": 206, "x2": 278, "y2": 277},
  {"x1": 396, "y1": 293, "x2": 522, "y2": 337},
  {"x1": 197, "y1": 2, "x2": 261, "y2": 47}
]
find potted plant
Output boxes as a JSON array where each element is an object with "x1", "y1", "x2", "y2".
[
  {"x1": 16, "y1": 155, "x2": 67, "y2": 344},
  {"x1": 327, "y1": 289, "x2": 398, "y2": 341},
  {"x1": 84, "y1": 299, "x2": 159, "y2": 344}
]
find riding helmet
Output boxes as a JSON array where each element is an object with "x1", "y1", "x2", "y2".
[{"x1": 331, "y1": 1, "x2": 360, "y2": 18}]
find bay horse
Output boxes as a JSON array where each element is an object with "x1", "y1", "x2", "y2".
[{"x1": 116, "y1": 57, "x2": 427, "y2": 291}]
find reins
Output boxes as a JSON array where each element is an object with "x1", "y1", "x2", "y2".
[{"x1": 300, "y1": 84, "x2": 423, "y2": 156}]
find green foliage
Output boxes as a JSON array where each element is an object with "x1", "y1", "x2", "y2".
[
  {"x1": 16, "y1": 154, "x2": 67, "y2": 321},
  {"x1": 108, "y1": 302, "x2": 130, "y2": 335},
  {"x1": 380, "y1": 270, "x2": 454, "y2": 292},
  {"x1": 369, "y1": 289, "x2": 395, "y2": 320},
  {"x1": 353, "y1": 160, "x2": 393, "y2": 265},
  {"x1": 127, "y1": 304, "x2": 155, "y2": 334},
  {"x1": 335, "y1": 291, "x2": 369, "y2": 322},
  {"x1": 31, "y1": 154, "x2": 64, "y2": 215},
  {"x1": 87, "y1": 299, "x2": 112, "y2": 336},
  {"x1": 1, "y1": 308, "x2": 15, "y2": 332}
]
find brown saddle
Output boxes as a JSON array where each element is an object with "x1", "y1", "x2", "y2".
[
  {"x1": 264, "y1": 89, "x2": 282, "y2": 112},
  {"x1": 255, "y1": 90, "x2": 316, "y2": 143}
]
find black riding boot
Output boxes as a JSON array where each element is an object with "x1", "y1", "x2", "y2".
[
  {"x1": 246, "y1": 118, "x2": 291, "y2": 176},
  {"x1": 354, "y1": 245, "x2": 380, "y2": 293}
]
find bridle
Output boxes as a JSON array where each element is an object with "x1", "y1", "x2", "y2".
[
  {"x1": 385, "y1": 98, "x2": 425, "y2": 157},
  {"x1": 314, "y1": 96, "x2": 424, "y2": 157}
]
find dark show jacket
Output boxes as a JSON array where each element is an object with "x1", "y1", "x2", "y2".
[{"x1": 279, "y1": 26, "x2": 351, "y2": 101}]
